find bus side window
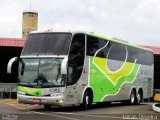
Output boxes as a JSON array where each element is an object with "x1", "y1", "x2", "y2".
[{"x1": 67, "y1": 34, "x2": 85, "y2": 85}]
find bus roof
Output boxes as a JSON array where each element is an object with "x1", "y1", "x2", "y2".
[
  {"x1": 29, "y1": 30, "x2": 150, "y2": 52},
  {"x1": 88, "y1": 32, "x2": 145, "y2": 50}
]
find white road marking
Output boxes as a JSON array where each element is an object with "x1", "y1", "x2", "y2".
[
  {"x1": 34, "y1": 111, "x2": 122, "y2": 119},
  {"x1": 34, "y1": 111, "x2": 80, "y2": 120}
]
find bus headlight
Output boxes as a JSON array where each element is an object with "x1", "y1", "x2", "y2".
[{"x1": 56, "y1": 99, "x2": 64, "y2": 104}]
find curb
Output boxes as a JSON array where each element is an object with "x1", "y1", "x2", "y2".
[{"x1": 152, "y1": 103, "x2": 160, "y2": 113}]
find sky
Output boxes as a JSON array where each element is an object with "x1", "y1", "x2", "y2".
[{"x1": 0, "y1": 0, "x2": 160, "y2": 46}]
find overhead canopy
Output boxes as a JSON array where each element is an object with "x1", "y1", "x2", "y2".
[
  {"x1": 0, "y1": 38, "x2": 25, "y2": 47},
  {"x1": 142, "y1": 46, "x2": 160, "y2": 55}
]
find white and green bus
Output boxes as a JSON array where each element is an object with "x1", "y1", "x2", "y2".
[{"x1": 7, "y1": 31, "x2": 154, "y2": 110}]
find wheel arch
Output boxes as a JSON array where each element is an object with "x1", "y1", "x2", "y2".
[
  {"x1": 129, "y1": 87, "x2": 137, "y2": 97},
  {"x1": 80, "y1": 87, "x2": 93, "y2": 104}
]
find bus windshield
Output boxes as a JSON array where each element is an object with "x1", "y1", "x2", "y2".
[
  {"x1": 18, "y1": 58, "x2": 64, "y2": 87},
  {"x1": 21, "y1": 33, "x2": 72, "y2": 56}
]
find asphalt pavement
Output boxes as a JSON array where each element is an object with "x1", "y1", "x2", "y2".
[{"x1": 0, "y1": 99, "x2": 159, "y2": 120}]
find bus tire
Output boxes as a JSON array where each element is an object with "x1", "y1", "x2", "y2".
[
  {"x1": 130, "y1": 89, "x2": 136, "y2": 105},
  {"x1": 136, "y1": 90, "x2": 143, "y2": 105},
  {"x1": 44, "y1": 105, "x2": 51, "y2": 110},
  {"x1": 80, "y1": 90, "x2": 93, "y2": 110}
]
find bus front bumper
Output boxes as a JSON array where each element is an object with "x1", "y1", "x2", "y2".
[{"x1": 17, "y1": 94, "x2": 65, "y2": 106}]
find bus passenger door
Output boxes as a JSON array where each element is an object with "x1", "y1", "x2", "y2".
[{"x1": 65, "y1": 33, "x2": 85, "y2": 105}]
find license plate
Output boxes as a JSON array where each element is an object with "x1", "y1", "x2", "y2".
[{"x1": 32, "y1": 98, "x2": 41, "y2": 103}]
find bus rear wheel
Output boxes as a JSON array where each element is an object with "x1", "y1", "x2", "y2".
[
  {"x1": 136, "y1": 91, "x2": 143, "y2": 105},
  {"x1": 130, "y1": 89, "x2": 136, "y2": 105},
  {"x1": 80, "y1": 90, "x2": 93, "y2": 110}
]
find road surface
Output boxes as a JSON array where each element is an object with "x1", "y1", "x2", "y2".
[{"x1": 0, "y1": 100, "x2": 159, "y2": 120}]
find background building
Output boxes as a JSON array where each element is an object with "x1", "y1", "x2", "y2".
[
  {"x1": 0, "y1": 38, "x2": 25, "y2": 98},
  {"x1": 142, "y1": 46, "x2": 160, "y2": 91},
  {"x1": 0, "y1": 38, "x2": 25, "y2": 83}
]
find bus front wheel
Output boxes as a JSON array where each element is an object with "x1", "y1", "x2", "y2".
[
  {"x1": 44, "y1": 105, "x2": 52, "y2": 110},
  {"x1": 80, "y1": 90, "x2": 93, "y2": 110}
]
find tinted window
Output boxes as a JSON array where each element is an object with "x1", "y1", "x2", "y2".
[
  {"x1": 87, "y1": 35, "x2": 109, "y2": 58},
  {"x1": 67, "y1": 34, "x2": 85, "y2": 85},
  {"x1": 22, "y1": 33, "x2": 72, "y2": 55},
  {"x1": 127, "y1": 46, "x2": 153, "y2": 65},
  {"x1": 87, "y1": 35, "x2": 153, "y2": 65},
  {"x1": 107, "y1": 43, "x2": 127, "y2": 61}
]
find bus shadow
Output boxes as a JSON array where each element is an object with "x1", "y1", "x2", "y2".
[{"x1": 31, "y1": 102, "x2": 145, "y2": 112}]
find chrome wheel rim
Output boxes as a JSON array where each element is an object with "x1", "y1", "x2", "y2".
[
  {"x1": 137, "y1": 93, "x2": 141, "y2": 103},
  {"x1": 131, "y1": 93, "x2": 135, "y2": 103},
  {"x1": 86, "y1": 96, "x2": 89, "y2": 105}
]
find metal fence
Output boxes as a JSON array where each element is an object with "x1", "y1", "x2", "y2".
[{"x1": 0, "y1": 83, "x2": 17, "y2": 99}]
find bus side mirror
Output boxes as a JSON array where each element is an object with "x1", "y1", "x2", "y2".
[{"x1": 7, "y1": 57, "x2": 18, "y2": 74}]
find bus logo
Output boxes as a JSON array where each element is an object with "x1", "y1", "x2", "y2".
[{"x1": 38, "y1": 80, "x2": 43, "y2": 85}]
